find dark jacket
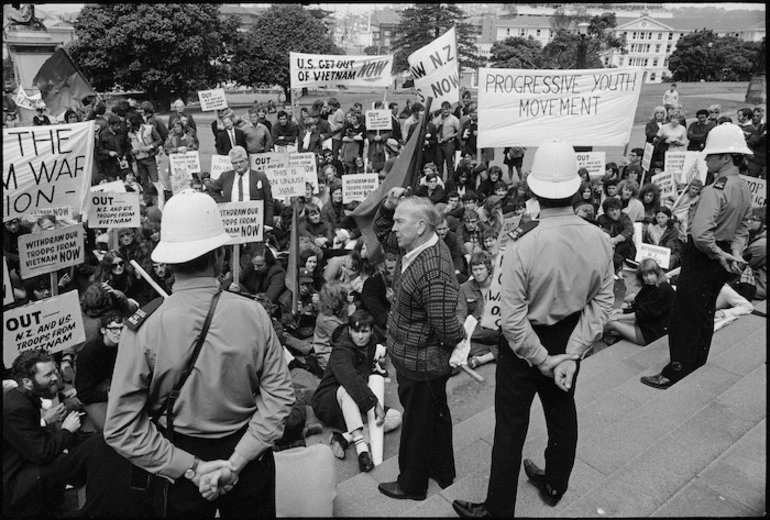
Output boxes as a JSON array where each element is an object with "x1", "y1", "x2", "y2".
[
  {"x1": 240, "y1": 263, "x2": 286, "y2": 304},
  {"x1": 361, "y1": 273, "x2": 391, "y2": 336},
  {"x1": 624, "y1": 281, "x2": 676, "y2": 344},
  {"x1": 214, "y1": 127, "x2": 247, "y2": 155},
  {"x1": 74, "y1": 337, "x2": 118, "y2": 404}
]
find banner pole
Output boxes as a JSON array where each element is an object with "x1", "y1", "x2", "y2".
[
  {"x1": 50, "y1": 272, "x2": 58, "y2": 296},
  {"x1": 232, "y1": 245, "x2": 240, "y2": 292},
  {"x1": 130, "y1": 260, "x2": 169, "y2": 298}
]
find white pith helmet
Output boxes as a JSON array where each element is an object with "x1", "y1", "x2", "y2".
[
  {"x1": 701, "y1": 123, "x2": 753, "y2": 156},
  {"x1": 527, "y1": 140, "x2": 581, "y2": 199}
]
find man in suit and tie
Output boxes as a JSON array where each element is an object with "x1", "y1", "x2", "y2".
[
  {"x1": 215, "y1": 115, "x2": 247, "y2": 156},
  {"x1": 208, "y1": 146, "x2": 274, "y2": 227}
]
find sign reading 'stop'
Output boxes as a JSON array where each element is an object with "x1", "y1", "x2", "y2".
[{"x1": 290, "y1": 53, "x2": 393, "y2": 89}]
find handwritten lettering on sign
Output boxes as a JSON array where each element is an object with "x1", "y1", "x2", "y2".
[
  {"x1": 18, "y1": 225, "x2": 85, "y2": 280},
  {"x1": 576, "y1": 152, "x2": 606, "y2": 178},
  {"x1": 197, "y1": 88, "x2": 228, "y2": 112},
  {"x1": 87, "y1": 191, "x2": 141, "y2": 228},
  {"x1": 740, "y1": 175, "x2": 767, "y2": 207},
  {"x1": 218, "y1": 201, "x2": 264, "y2": 244},
  {"x1": 408, "y1": 27, "x2": 459, "y2": 105},
  {"x1": 290, "y1": 52, "x2": 394, "y2": 89}
]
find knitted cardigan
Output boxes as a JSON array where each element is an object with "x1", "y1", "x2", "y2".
[{"x1": 374, "y1": 204, "x2": 464, "y2": 380}]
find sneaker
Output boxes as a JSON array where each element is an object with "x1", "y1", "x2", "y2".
[
  {"x1": 329, "y1": 431, "x2": 348, "y2": 459},
  {"x1": 358, "y1": 450, "x2": 374, "y2": 472}
]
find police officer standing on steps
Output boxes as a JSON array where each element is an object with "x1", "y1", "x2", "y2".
[
  {"x1": 453, "y1": 140, "x2": 615, "y2": 518},
  {"x1": 641, "y1": 124, "x2": 753, "y2": 390},
  {"x1": 104, "y1": 189, "x2": 295, "y2": 517}
]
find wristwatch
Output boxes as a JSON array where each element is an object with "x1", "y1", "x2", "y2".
[{"x1": 184, "y1": 458, "x2": 201, "y2": 480}]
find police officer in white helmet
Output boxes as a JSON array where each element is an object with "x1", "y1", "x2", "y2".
[{"x1": 104, "y1": 189, "x2": 295, "y2": 516}]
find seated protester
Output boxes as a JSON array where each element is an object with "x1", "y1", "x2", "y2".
[
  {"x1": 142, "y1": 260, "x2": 174, "y2": 301},
  {"x1": 639, "y1": 183, "x2": 662, "y2": 223},
  {"x1": 447, "y1": 157, "x2": 483, "y2": 198},
  {"x1": 597, "y1": 197, "x2": 636, "y2": 273},
  {"x1": 574, "y1": 200, "x2": 599, "y2": 225},
  {"x1": 714, "y1": 283, "x2": 755, "y2": 322},
  {"x1": 228, "y1": 244, "x2": 287, "y2": 304},
  {"x1": 74, "y1": 311, "x2": 125, "y2": 432},
  {"x1": 3, "y1": 217, "x2": 32, "y2": 275},
  {"x1": 732, "y1": 206, "x2": 766, "y2": 301},
  {"x1": 642, "y1": 207, "x2": 683, "y2": 270},
  {"x1": 319, "y1": 149, "x2": 345, "y2": 184},
  {"x1": 604, "y1": 258, "x2": 675, "y2": 346},
  {"x1": 623, "y1": 163, "x2": 642, "y2": 185},
  {"x1": 310, "y1": 310, "x2": 402, "y2": 473},
  {"x1": 95, "y1": 250, "x2": 139, "y2": 305},
  {"x1": 414, "y1": 172, "x2": 446, "y2": 204},
  {"x1": 299, "y1": 244, "x2": 326, "y2": 292},
  {"x1": 271, "y1": 205, "x2": 295, "y2": 251},
  {"x1": 321, "y1": 179, "x2": 345, "y2": 230},
  {"x1": 618, "y1": 179, "x2": 646, "y2": 222},
  {"x1": 477, "y1": 194, "x2": 504, "y2": 235},
  {"x1": 456, "y1": 208, "x2": 489, "y2": 257},
  {"x1": 456, "y1": 252, "x2": 500, "y2": 369},
  {"x1": 482, "y1": 227, "x2": 500, "y2": 260},
  {"x1": 436, "y1": 216, "x2": 467, "y2": 281},
  {"x1": 302, "y1": 182, "x2": 324, "y2": 214},
  {"x1": 439, "y1": 190, "x2": 464, "y2": 226},
  {"x1": 454, "y1": 191, "x2": 481, "y2": 231},
  {"x1": 304, "y1": 281, "x2": 351, "y2": 378},
  {"x1": 604, "y1": 161, "x2": 620, "y2": 180},
  {"x1": 598, "y1": 176, "x2": 620, "y2": 215},
  {"x1": 503, "y1": 197, "x2": 527, "y2": 220},
  {"x1": 299, "y1": 203, "x2": 334, "y2": 249},
  {"x1": 278, "y1": 268, "x2": 320, "y2": 340},
  {"x1": 477, "y1": 165, "x2": 505, "y2": 201},
  {"x1": 140, "y1": 221, "x2": 161, "y2": 254},
  {"x1": 573, "y1": 181, "x2": 599, "y2": 215},
  {"x1": 3, "y1": 349, "x2": 150, "y2": 517},
  {"x1": 360, "y1": 252, "x2": 397, "y2": 341},
  {"x1": 493, "y1": 179, "x2": 511, "y2": 203}
]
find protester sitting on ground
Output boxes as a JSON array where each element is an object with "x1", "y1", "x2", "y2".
[
  {"x1": 95, "y1": 250, "x2": 139, "y2": 304},
  {"x1": 733, "y1": 206, "x2": 766, "y2": 301},
  {"x1": 639, "y1": 183, "x2": 662, "y2": 223},
  {"x1": 455, "y1": 252, "x2": 500, "y2": 369},
  {"x1": 643, "y1": 207, "x2": 683, "y2": 270},
  {"x1": 360, "y1": 251, "x2": 397, "y2": 341},
  {"x1": 573, "y1": 181, "x2": 599, "y2": 214},
  {"x1": 321, "y1": 179, "x2": 345, "y2": 230},
  {"x1": 482, "y1": 227, "x2": 501, "y2": 260},
  {"x1": 414, "y1": 172, "x2": 446, "y2": 204},
  {"x1": 478, "y1": 195, "x2": 504, "y2": 235},
  {"x1": 310, "y1": 310, "x2": 402, "y2": 473},
  {"x1": 228, "y1": 244, "x2": 287, "y2": 304},
  {"x1": 278, "y1": 268, "x2": 320, "y2": 341},
  {"x1": 303, "y1": 280, "x2": 351, "y2": 378},
  {"x1": 436, "y1": 216, "x2": 467, "y2": 280},
  {"x1": 299, "y1": 245, "x2": 326, "y2": 292},
  {"x1": 597, "y1": 197, "x2": 636, "y2": 274},
  {"x1": 477, "y1": 165, "x2": 505, "y2": 200},
  {"x1": 456, "y1": 208, "x2": 489, "y2": 257},
  {"x1": 671, "y1": 179, "x2": 703, "y2": 236},
  {"x1": 604, "y1": 258, "x2": 675, "y2": 346},
  {"x1": 618, "y1": 179, "x2": 646, "y2": 223},
  {"x1": 299, "y1": 203, "x2": 334, "y2": 249}
]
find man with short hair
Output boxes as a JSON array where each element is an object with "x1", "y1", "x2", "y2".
[
  {"x1": 687, "y1": 109, "x2": 716, "y2": 151},
  {"x1": 168, "y1": 99, "x2": 197, "y2": 133},
  {"x1": 388, "y1": 101, "x2": 403, "y2": 144},
  {"x1": 271, "y1": 110, "x2": 300, "y2": 148},
  {"x1": 97, "y1": 114, "x2": 132, "y2": 180},
  {"x1": 215, "y1": 115, "x2": 247, "y2": 156},
  {"x1": 140, "y1": 101, "x2": 169, "y2": 143},
  {"x1": 434, "y1": 101, "x2": 461, "y2": 181},
  {"x1": 207, "y1": 146, "x2": 275, "y2": 225},
  {"x1": 736, "y1": 107, "x2": 757, "y2": 141},
  {"x1": 243, "y1": 108, "x2": 273, "y2": 154},
  {"x1": 662, "y1": 82, "x2": 679, "y2": 111}
]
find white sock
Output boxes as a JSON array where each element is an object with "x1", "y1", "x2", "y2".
[{"x1": 353, "y1": 437, "x2": 368, "y2": 455}]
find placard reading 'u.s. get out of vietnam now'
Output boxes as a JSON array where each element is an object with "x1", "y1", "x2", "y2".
[{"x1": 18, "y1": 225, "x2": 85, "y2": 280}]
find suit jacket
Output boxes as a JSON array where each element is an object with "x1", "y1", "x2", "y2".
[
  {"x1": 208, "y1": 169, "x2": 274, "y2": 225},
  {"x1": 215, "y1": 127, "x2": 247, "y2": 155}
]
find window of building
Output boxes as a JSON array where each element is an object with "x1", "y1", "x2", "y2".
[
  {"x1": 506, "y1": 28, "x2": 511, "y2": 36},
  {"x1": 664, "y1": 57, "x2": 669, "y2": 66},
  {"x1": 644, "y1": 58, "x2": 649, "y2": 66},
  {"x1": 536, "y1": 29, "x2": 541, "y2": 36},
  {"x1": 650, "y1": 73, "x2": 656, "y2": 81},
  {"x1": 668, "y1": 32, "x2": 673, "y2": 40},
  {"x1": 656, "y1": 44, "x2": 661, "y2": 53},
  {"x1": 653, "y1": 58, "x2": 659, "y2": 66},
  {"x1": 666, "y1": 44, "x2": 672, "y2": 53},
  {"x1": 520, "y1": 29, "x2": 526, "y2": 36},
  {"x1": 632, "y1": 31, "x2": 637, "y2": 39},
  {"x1": 658, "y1": 33, "x2": 663, "y2": 40}
]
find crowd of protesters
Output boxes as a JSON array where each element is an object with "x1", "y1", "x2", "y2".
[{"x1": 2, "y1": 86, "x2": 766, "y2": 516}]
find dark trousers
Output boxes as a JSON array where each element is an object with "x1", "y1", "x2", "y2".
[
  {"x1": 436, "y1": 141, "x2": 456, "y2": 182},
  {"x1": 662, "y1": 240, "x2": 731, "y2": 383},
  {"x1": 396, "y1": 371, "x2": 455, "y2": 494},
  {"x1": 485, "y1": 312, "x2": 582, "y2": 518},
  {"x1": 158, "y1": 426, "x2": 276, "y2": 518}
]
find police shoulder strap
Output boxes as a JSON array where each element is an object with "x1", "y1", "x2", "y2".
[
  {"x1": 507, "y1": 220, "x2": 540, "y2": 243},
  {"x1": 713, "y1": 177, "x2": 727, "y2": 190},
  {"x1": 125, "y1": 297, "x2": 164, "y2": 332}
]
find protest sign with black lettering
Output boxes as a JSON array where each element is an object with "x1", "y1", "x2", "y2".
[
  {"x1": 288, "y1": 152, "x2": 319, "y2": 194},
  {"x1": 740, "y1": 175, "x2": 767, "y2": 207},
  {"x1": 211, "y1": 154, "x2": 232, "y2": 180},
  {"x1": 680, "y1": 151, "x2": 707, "y2": 185},
  {"x1": 218, "y1": 201, "x2": 264, "y2": 244},
  {"x1": 274, "y1": 143, "x2": 297, "y2": 154},
  {"x1": 664, "y1": 151, "x2": 686, "y2": 179},
  {"x1": 169, "y1": 151, "x2": 200, "y2": 194},
  {"x1": 635, "y1": 243, "x2": 671, "y2": 269},
  {"x1": 480, "y1": 249, "x2": 506, "y2": 331},
  {"x1": 408, "y1": 27, "x2": 459, "y2": 106},
  {"x1": 91, "y1": 180, "x2": 126, "y2": 193},
  {"x1": 18, "y1": 225, "x2": 85, "y2": 280},
  {"x1": 197, "y1": 88, "x2": 228, "y2": 111},
  {"x1": 342, "y1": 173, "x2": 379, "y2": 203},
  {"x1": 29, "y1": 206, "x2": 73, "y2": 222},
  {"x1": 576, "y1": 152, "x2": 606, "y2": 178},
  {"x1": 642, "y1": 142, "x2": 654, "y2": 172},
  {"x1": 87, "y1": 191, "x2": 141, "y2": 228},
  {"x1": 365, "y1": 110, "x2": 392, "y2": 131},
  {"x1": 3, "y1": 257, "x2": 13, "y2": 306},
  {"x1": 4, "y1": 121, "x2": 95, "y2": 222},
  {"x1": 477, "y1": 67, "x2": 642, "y2": 147},
  {"x1": 290, "y1": 52, "x2": 393, "y2": 89},
  {"x1": 250, "y1": 152, "x2": 277, "y2": 173},
  {"x1": 3, "y1": 290, "x2": 86, "y2": 367},
  {"x1": 651, "y1": 170, "x2": 676, "y2": 199}
]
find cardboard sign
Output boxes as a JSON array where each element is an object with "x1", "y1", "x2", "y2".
[
  {"x1": 651, "y1": 170, "x2": 676, "y2": 200},
  {"x1": 664, "y1": 151, "x2": 686, "y2": 179},
  {"x1": 210, "y1": 154, "x2": 232, "y2": 181},
  {"x1": 576, "y1": 152, "x2": 606, "y2": 178},
  {"x1": 251, "y1": 152, "x2": 304, "y2": 200},
  {"x1": 408, "y1": 27, "x2": 460, "y2": 106},
  {"x1": 87, "y1": 191, "x2": 141, "y2": 228},
  {"x1": 480, "y1": 248, "x2": 506, "y2": 331},
  {"x1": 3, "y1": 290, "x2": 86, "y2": 367},
  {"x1": 642, "y1": 142, "x2": 654, "y2": 172},
  {"x1": 680, "y1": 152, "x2": 707, "y2": 185},
  {"x1": 18, "y1": 225, "x2": 85, "y2": 280},
  {"x1": 288, "y1": 152, "x2": 319, "y2": 194},
  {"x1": 342, "y1": 173, "x2": 379, "y2": 203},
  {"x1": 29, "y1": 206, "x2": 73, "y2": 222},
  {"x1": 365, "y1": 110, "x2": 392, "y2": 131},
  {"x1": 739, "y1": 175, "x2": 767, "y2": 207},
  {"x1": 4, "y1": 121, "x2": 95, "y2": 222},
  {"x1": 477, "y1": 67, "x2": 642, "y2": 147},
  {"x1": 635, "y1": 243, "x2": 671, "y2": 269},
  {"x1": 90, "y1": 180, "x2": 126, "y2": 193},
  {"x1": 3, "y1": 257, "x2": 13, "y2": 306},
  {"x1": 169, "y1": 151, "x2": 201, "y2": 194},
  {"x1": 197, "y1": 88, "x2": 228, "y2": 112},
  {"x1": 218, "y1": 201, "x2": 264, "y2": 244},
  {"x1": 274, "y1": 143, "x2": 297, "y2": 154},
  {"x1": 290, "y1": 52, "x2": 394, "y2": 89}
]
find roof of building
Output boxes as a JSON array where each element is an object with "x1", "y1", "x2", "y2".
[
  {"x1": 370, "y1": 8, "x2": 402, "y2": 26},
  {"x1": 220, "y1": 5, "x2": 266, "y2": 18},
  {"x1": 494, "y1": 15, "x2": 553, "y2": 28}
]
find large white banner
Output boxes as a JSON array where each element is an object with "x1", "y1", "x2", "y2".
[
  {"x1": 4, "y1": 121, "x2": 95, "y2": 222},
  {"x1": 408, "y1": 27, "x2": 460, "y2": 106},
  {"x1": 477, "y1": 67, "x2": 643, "y2": 148},
  {"x1": 290, "y1": 53, "x2": 393, "y2": 89}
]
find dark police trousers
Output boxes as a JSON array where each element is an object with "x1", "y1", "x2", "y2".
[
  {"x1": 662, "y1": 239, "x2": 732, "y2": 383},
  {"x1": 485, "y1": 312, "x2": 582, "y2": 517}
]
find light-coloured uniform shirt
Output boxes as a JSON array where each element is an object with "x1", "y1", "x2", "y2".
[
  {"x1": 689, "y1": 173, "x2": 751, "y2": 260},
  {"x1": 104, "y1": 277, "x2": 295, "y2": 481},
  {"x1": 500, "y1": 207, "x2": 615, "y2": 366}
]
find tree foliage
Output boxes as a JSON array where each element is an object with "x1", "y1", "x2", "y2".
[
  {"x1": 669, "y1": 30, "x2": 762, "y2": 81},
  {"x1": 542, "y1": 12, "x2": 626, "y2": 69},
  {"x1": 68, "y1": 4, "x2": 240, "y2": 109},
  {"x1": 390, "y1": 4, "x2": 484, "y2": 74},
  {"x1": 489, "y1": 37, "x2": 544, "y2": 69},
  {"x1": 229, "y1": 4, "x2": 341, "y2": 101}
]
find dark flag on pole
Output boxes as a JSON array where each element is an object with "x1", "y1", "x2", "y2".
[
  {"x1": 350, "y1": 98, "x2": 433, "y2": 264},
  {"x1": 285, "y1": 199, "x2": 300, "y2": 317},
  {"x1": 32, "y1": 48, "x2": 96, "y2": 117}
]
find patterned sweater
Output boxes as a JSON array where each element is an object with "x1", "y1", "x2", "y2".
[{"x1": 374, "y1": 204, "x2": 464, "y2": 380}]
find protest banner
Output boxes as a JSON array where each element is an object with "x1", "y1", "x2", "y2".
[
  {"x1": 365, "y1": 110, "x2": 392, "y2": 131},
  {"x1": 342, "y1": 173, "x2": 379, "y2": 203},
  {"x1": 642, "y1": 142, "x2": 654, "y2": 172},
  {"x1": 29, "y1": 206, "x2": 73, "y2": 221},
  {"x1": 635, "y1": 243, "x2": 671, "y2": 269},
  {"x1": 651, "y1": 170, "x2": 676, "y2": 200},
  {"x1": 87, "y1": 191, "x2": 141, "y2": 228},
  {"x1": 290, "y1": 52, "x2": 393, "y2": 89},
  {"x1": 218, "y1": 201, "x2": 264, "y2": 244},
  {"x1": 250, "y1": 152, "x2": 279, "y2": 173},
  {"x1": 480, "y1": 249, "x2": 506, "y2": 331},
  {"x1": 680, "y1": 151, "x2": 707, "y2": 185},
  {"x1": 477, "y1": 67, "x2": 643, "y2": 148},
  {"x1": 14, "y1": 88, "x2": 42, "y2": 111},
  {"x1": 288, "y1": 152, "x2": 319, "y2": 194},
  {"x1": 3, "y1": 290, "x2": 86, "y2": 367},
  {"x1": 4, "y1": 121, "x2": 95, "y2": 222},
  {"x1": 740, "y1": 175, "x2": 767, "y2": 207},
  {"x1": 408, "y1": 27, "x2": 459, "y2": 106},
  {"x1": 169, "y1": 151, "x2": 200, "y2": 194},
  {"x1": 3, "y1": 257, "x2": 13, "y2": 306},
  {"x1": 210, "y1": 154, "x2": 232, "y2": 180},
  {"x1": 18, "y1": 225, "x2": 85, "y2": 280},
  {"x1": 576, "y1": 152, "x2": 606, "y2": 178},
  {"x1": 197, "y1": 88, "x2": 228, "y2": 111}
]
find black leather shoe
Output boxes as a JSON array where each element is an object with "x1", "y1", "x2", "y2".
[
  {"x1": 329, "y1": 432, "x2": 348, "y2": 459},
  {"x1": 523, "y1": 459, "x2": 563, "y2": 507},
  {"x1": 640, "y1": 373, "x2": 673, "y2": 389},
  {"x1": 358, "y1": 451, "x2": 374, "y2": 473},
  {"x1": 377, "y1": 481, "x2": 426, "y2": 501},
  {"x1": 452, "y1": 499, "x2": 492, "y2": 518}
]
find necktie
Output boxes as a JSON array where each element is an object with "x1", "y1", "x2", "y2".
[{"x1": 237, "y1": 173, "x2": 244, "y2": 201}]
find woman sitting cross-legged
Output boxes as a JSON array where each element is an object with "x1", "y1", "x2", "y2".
[
  {"x1": 604, "y1": 258, "x2": 675, "y2": 346},
  {"x1": 310, "y1": 310, "x2": 402, "y2": 473}
]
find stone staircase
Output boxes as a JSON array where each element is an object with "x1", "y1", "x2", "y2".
[{"x1": 321, "y1": 301, "x2": 766, "y2": 517}]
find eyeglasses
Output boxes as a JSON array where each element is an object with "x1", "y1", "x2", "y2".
[
  {"x1": 464, "y1": 219, "x2": 478, "y2": 224},
  {"x1": 112, "y1": 261, "x2": 124, "y2": 267},
  {"x1": 106, "y1": 326, "x2": 124, "y2": 333},
  {"x1": 709, "y1": 110, "x2": 720, "y2": 114}
]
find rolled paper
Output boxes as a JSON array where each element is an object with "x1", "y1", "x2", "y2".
[
  {"x1": 129, "y1": 259, "x2": 169, "y2": 298},
  {"x1": 366, "y1": 373, "x2": 385, "y2": 465}
]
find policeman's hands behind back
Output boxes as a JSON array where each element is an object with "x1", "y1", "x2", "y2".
[
  {"x1": 718, "y1": 252, "x2": 747, "y2": 275},
  {"x1": 537, "y1": 353, "x2": 579, "y2": 379},
  {"x1": 553, "y1": 359, "x2": 578, "y2": 392}
]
